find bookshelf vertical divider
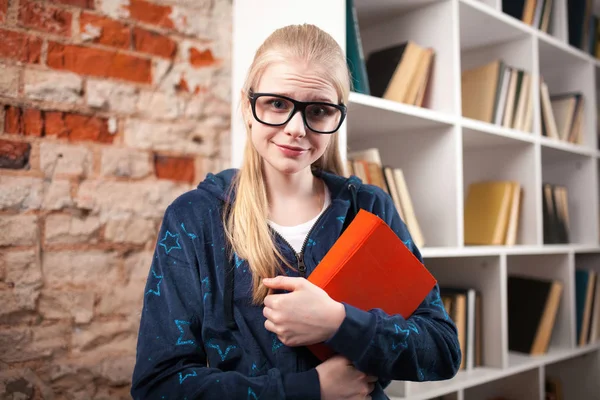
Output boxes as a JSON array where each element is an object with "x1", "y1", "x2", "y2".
[{"x1": 231, "y1": 0, "x2": 600, "y2": 399}]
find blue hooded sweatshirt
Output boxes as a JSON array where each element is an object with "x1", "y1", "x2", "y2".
[{"x1": 131, "y1": 167, "x2": 461, "y2": 400}]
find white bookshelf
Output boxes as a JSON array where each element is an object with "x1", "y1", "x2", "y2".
[{"x1": 231, "y1": 0, "x2": 600, "y2": 399}]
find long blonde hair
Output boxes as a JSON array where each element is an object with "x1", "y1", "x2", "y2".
[{"x1": 223, "y1": 24, "x2": 350, "y2": 305}]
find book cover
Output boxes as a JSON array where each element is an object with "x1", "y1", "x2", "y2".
[{"x1": 307, "y1": 209, "x2": 437, "y2": 360}]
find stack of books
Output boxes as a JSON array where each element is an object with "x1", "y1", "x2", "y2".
[
  {"x1": 461, "y1": 59, "x2": 533, "y2": 132},
  {"x1": 345, "y1": 148, "x2": 425, "y2": 249}
]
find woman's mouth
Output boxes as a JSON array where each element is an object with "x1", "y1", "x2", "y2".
[{"x1": 275, "y1": 143, "x2": 307, "y2": 157}]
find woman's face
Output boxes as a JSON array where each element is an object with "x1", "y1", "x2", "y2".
[{"x1": 245, "y1": 60, "x2": 341, "y2": 176}]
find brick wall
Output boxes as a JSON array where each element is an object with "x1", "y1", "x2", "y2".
[{"x1": 0, "y1": 0, "x2": 231, "y2": 397}]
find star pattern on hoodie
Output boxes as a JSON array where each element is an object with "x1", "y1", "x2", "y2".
[
  {"x1": 146, "y1": 269, "x2": 163, "y2": 296},
  {"x1": 391, "y1": 323, "x2": 410, "y2": 351},
  {"x1": 180, "y1": 223, "x2": 198, "y2": 240},
  {"x1": 160, "y1": 231, "x2": 182, "y2": 254},
  {"x1": 206, "y1": 339, "x2": 237, "y2": 361},
  {"x1": 178, "y1": 370, "x2": 197, "y2": 384},
  {"x1": 202, "y1": 276, "x2": 211, "y2": 303},
  {"x1": 431, "y1": 296, "x2": 449, "y2": 320},
  {"x1": 248, "y1": 387, "x2": 258, "y2": 400},
  {"x1": 175, "y1": 319, "x2": 195, "y2": 346}
]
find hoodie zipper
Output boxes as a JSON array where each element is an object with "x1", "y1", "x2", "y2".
[
  {"x1": 270, "y1": 182, "x2": 357, "y2": 278},
  {"x1": 270, "y1": 205, "x2": 331, "y2": 278}
]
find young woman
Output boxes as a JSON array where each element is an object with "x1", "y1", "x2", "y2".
[{"x1": 131, "y1": 24, "x2": 461, "y2": 400}]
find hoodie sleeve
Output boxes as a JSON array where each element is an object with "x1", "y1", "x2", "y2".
[
  {"x1": 322, "y1": 189, "x2": 462, "y2": 383},
  {"x1": 131, "y1": 204, "x2": 321, "y2": 400}
]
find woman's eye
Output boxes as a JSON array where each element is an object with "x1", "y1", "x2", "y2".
[
  {"x1": 270, "y1": 100, "x2": 287, "y2": 109},
  {"x1": 310, "y1": 107, "x2": 326, "y2": 116}
]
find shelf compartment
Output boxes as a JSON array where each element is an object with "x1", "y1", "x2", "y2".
[
  {"x1": 385, "y1": 256, "x2": 504, "y2": 399},
  {"x1": 462, "y1": 129, "x2": 537, "y2": 246},
  {"x1": 538, "y1": 37, "x2": 596, "y2": 149},
  {"x1": 427, "y1": 256, "x2": 505, "y2": 370},
  {"x1": 459, "y1": 0, "x2": 531, "y2": 52},
  {"x1": 544, "y1": 348, "x2": 600, "y2": 399},
  {"x1": 354, "y1": 0, "x2": 444, "y2": 26},
  {"x1": 463, "y1": 366, "x2": 541, "y2": 400},
  {"x1": 506, "y1": 253, "x2": 574, "y2": 352},
  {"x1": 459, "y1": 0, "x2": 536, "y2": 133},
  {"x1": 541, "y1": 147, "x2": 598, "y2": 245},
  {"x1": 348, "y1": 123, "x2": 459, "y2": 248},
  {"x1": 500, "y1": 0, "x2": 567, "y2": 43},
  {"x1": 573, "y1": 253, "x2": 600, "y2": 348},
  {"x1": 356, "y1": 0, "x2": 459, "y2": 115}
]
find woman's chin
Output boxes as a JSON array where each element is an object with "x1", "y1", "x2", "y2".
[{"x1": 266, "y1": 158, "x2": 311, "y2": 175}]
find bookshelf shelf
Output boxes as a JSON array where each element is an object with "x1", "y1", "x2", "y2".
[
  {"x1": 539, "y1": 135, "x2": 596, "y2": 156},
  {"x1": 232, "y1": 0, "x2": 600, "y2": 398},
  {"x1": 460, "y1": 117, "x2": 537, "y2": 145},
  {"x1": 347, "y1": 92, "x2": 456, "y2": 134}
]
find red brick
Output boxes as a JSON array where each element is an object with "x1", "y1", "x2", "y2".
[
  {"x1": 0, "y1": 0, "x2": 8, "y2": 24},
  {"x1": 3, "y1": 106, "x2": 46, "y2": 136},
  {"x1": 80, "y1": 12, "x2": 131, "y2": 49},
  {"x1": 0, "y1": 29, "x2": 43, "y2": 64},
  {"x1": 23, "y1": 108, "x2": 44, "y2": 136},
  {"x1": 128, "y1": 0, "x2": 173, "y2": 29},
  {"x1": 154, "y1": 155, "x2": 195, "y2": 183},
  {"x1": 19, "y1": 1, "x2": 73, "y2": 37},
  {"x1": 64, "y1": 113, "x2": 112, "y2": 143},
  {"x1": 44, "y1": 111, "x2": 70, "y2": 138},
  {"x1": 5, "y1": 106, "x2": 23, "y2": 135},
  {"x1": 133, "y1": 27, "x2": 177, "y2": 59},
  {"x1": 189, "y1": 48, "x2": 217, "y2": 68},
  {"x1": 44, "y1": 110, "x2": 113, "y2": 143},
  {"x1": 0, "y1": 139, "x2": 31, "y2": 169},
  {"x1": 47, "y1": 42, "x2": 152, "y2": 84},
  {"x1": 48, "y1": 0, "x2": 94, "y2": 8},
  {"x1": 4, "y1": 106, "x2": 113, "y2": 143}
]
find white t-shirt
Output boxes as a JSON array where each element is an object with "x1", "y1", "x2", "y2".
[{"x1": 268, "y1": 185, "x2": 331, "y2": 254}]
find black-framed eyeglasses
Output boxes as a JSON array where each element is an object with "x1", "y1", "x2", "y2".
[{"x1": 248, "y1": 90, "x2": 347, "y2": 134}]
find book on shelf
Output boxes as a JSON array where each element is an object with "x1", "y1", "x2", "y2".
[
  {"x1": 346, "y1": 147, "x2": 425, "y2": 248},
  {"x1": 507, "y1": 274, "x2": 563, "y2": 355},
  {"x1": 502, "y1": 0, "x2": 553, "y2": 33},
  {"x1": 542, "y1": 183, "x2": 570, "y2": 245},
  {"x1": 463, "y1": 180, "x2": 523, "y2": 246},
  {"x1": 364, "y1": 40, "x2": 435, "y2": 108},
  {"x1": 306, "y1": 208, "x2": 437, "y2": 361},
  {"x1": 539, "y1": 82, "x2": 585, "y2": 145},
  {"x1": 439, "y1": 286, "x2": 483, "y2": 371},
  {"x1": 461, "y1": 59, "x2": 533, "y2": 132},
  {"x1": 545, "y1": 376, "x2": 564, "y2": 400},
  {"x1": 346, "y1": 0, "x2": 370, "y2": 95},
  {"x1": 568, "y1": 0, "x2": 597, "y2": 55},
  {"x1": 575, "y1": 268, "x2": 600, "y2": 347}
]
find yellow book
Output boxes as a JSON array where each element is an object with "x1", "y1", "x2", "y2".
[{"x1": 464, "y1": 180, "x2": 516, "y2": 245}]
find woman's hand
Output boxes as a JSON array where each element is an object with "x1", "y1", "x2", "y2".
[
  {"x1": 262, "y1": 276, "x2": 345, "y2": 347},
  {"x1": 317, "y1": 355, "x2": 378, "y2": 400}
]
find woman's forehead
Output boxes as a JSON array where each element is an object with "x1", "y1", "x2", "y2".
[{"x1": 256, "y1": 62, "x2": 337, "y2": 101}]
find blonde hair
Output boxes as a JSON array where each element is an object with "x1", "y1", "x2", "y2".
[{"x1": 223, "y1": 24, "x2": 350, "y2": 305}]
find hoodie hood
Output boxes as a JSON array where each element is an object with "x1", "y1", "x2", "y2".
[{"x1": 196, "y1": 167, "x2": 363, "y2": 205}]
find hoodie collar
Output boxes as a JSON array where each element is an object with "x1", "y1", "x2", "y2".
[{"x1": 197, "y1": 167, "x2": 362, "y2": 205}]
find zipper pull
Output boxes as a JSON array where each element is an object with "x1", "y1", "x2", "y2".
[{"x1": 297, "y1": 253, "x2": 306, "y2": 277}]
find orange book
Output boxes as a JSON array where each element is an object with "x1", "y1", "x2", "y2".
[{"x1": 307, "y1": 209, "x2": 437, "y2": 361}]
